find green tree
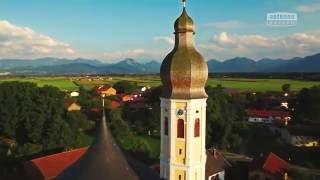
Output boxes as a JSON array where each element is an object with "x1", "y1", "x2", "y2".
[
  {"x1": 113, "y1": 80, "x2": 138, "y2": 94},
  {"x1": 14, "y1": 143, "x2": 42, "y2": 158},
  {"x1": 282, "y1": 83, "x2": 291, "y2": 92},
  {"x1": 108, "y1": 108, "x2": 131, "y2": 139},
  {"x1": 0, "y1": 82, "x2": 81, "y2": 157},
  {"x1": 146, "y1": 102, "x2": 161, "y2": 135},
  {"x1": 78, "y1": 86, "x2": 101, "y2": 109},
  {"x1": 42, "y1": 118, "x2": 74, "y2": 150},
  {"x1": 66, "y1": 111, "x2": 92, "y2": 131},
  {"x1": 291, "y1": 85, "x2": 320, "y2": 122},
  {"x1": 205, "y1": 85, "x2": 248, "y2": 151}
]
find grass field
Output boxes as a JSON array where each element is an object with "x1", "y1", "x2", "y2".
[
  {"x1": 0, "y1": 77, "x2": 78, "y2": 91},
  {"x1": 1, "y1": 76, "x2": 319, "y2": 92},
  {"x1": 206, "y1": 78, "x2": 320, "y2": 92}
]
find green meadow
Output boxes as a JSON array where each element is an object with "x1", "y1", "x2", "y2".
[
  {"x1": 0, "y1": 76, "x2": 319, "y2": 92},
  {"x1": 206, "y1": 78, "x2": 320, "y2": 92},
  {"x1": 0, "y1": 77, "x2": 78, "y2": 91}
]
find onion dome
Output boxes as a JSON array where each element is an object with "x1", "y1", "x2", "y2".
[
  {"x1": 57, "y1": 111, "x2": 139, "y2": 180},
  {"x1": 174, "y1": 8, "x2": 195, "y2": 33},
  {"x1": 160, "y1": 7, "x2": 208, "y2": 99}
]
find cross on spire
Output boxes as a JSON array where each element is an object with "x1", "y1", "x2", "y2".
[{"x1": 182, "y1": 0, "x2": 186, "y2": 7}]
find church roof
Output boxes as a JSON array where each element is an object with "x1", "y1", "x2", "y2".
[{"x1": 57, "y1": 111, "x2": 140, "y2": 180}]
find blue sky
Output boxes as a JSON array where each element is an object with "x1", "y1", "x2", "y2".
[{"x1": 0, "y1": 0, "x2": 320, "y2": 61}]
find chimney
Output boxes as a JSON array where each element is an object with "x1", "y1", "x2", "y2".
[{"x1": 213, "y1": 148, "x2": 217, "y2": 159}]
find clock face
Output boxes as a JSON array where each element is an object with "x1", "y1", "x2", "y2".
[{"x1": 177, "y1": 109, "x2": 184, "y2": 116}]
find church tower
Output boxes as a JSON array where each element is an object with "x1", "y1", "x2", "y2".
[{"x1": 160, "y1": 1, "x2": 208, "y2": 180}]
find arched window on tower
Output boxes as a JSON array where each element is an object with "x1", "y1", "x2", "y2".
[
  {"x1": 177, "y1": 119, "x2": 184, "y2": 138},
  {"x1": 164, "y1": 117, "x2": 168, "y2": 135},
  {"x1": 194, "y1": 118, "x2": 200, "y2": 137}
]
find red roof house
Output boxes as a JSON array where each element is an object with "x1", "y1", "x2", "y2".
[
  {"x1": 95, "y1": 84, "x2": 116, "y2": 96},
  {"x1": 24, "y1": 147, "x2": 88, "y2": 180},
  {"x1": 109, "y1": 100, "x2": 121, "y2": 109},
  {"x1": 117, "y1": 94, "x2": 134, "y2": 102},
  {"x1": 250, "y1": 152, "x2": 289, "y2": 180},
  {"x1": 262, "y1": 153, "x2": 289, "y2": 174},
  {"x1": 247, "y1": 109, "x2": 291, "y2": 125},
  {"x1": 247, "y1": 109, "x2": 290, "y2": 119}
]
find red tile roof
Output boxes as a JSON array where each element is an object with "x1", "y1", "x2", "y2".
[
  {"x1": 90, "y1": 108, "x2": 103, "y2": 113},
  {"x1": 251, "y1": 152, "x2": 289, "y2": 177},
  {"x1": 262, "y1": 153, "x2": 289, "y2": 174},
  {"x1": 247, "y1": 109, "x2": 290, "y2": 119},
  {"x1": 64, "y1": 98, "x2": 77, "y2": 108},
  {"x1": 24, "y1": 147, "x2": 88, "y2": 180},
  {"x1": 109, "y1": 100, "x2": 121, "y2": 109},
  {"x1": 96, "y1": 84, "x2": 112, "y2": 92}
]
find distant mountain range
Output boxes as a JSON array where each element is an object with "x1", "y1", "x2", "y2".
[
  {"x1": 0, "y1": 58, "x2": 161, "y2": 75},
  {"x1": 0, "y1": 53, "x2": 320, "y2": 75}
]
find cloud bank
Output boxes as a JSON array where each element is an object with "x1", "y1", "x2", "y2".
[
  {"x1": 199, "y1": 31, "x2": 320, "y2": 60},
  {"x1": 153, "y1": 36, "x2": 175, "y2": 45},
  {"x1": 102, "y1": 48, "x2": 164, "y2": 61},
  {"x1": 0, "y1": 20, "x2": 75, "y2": 59},
  {"x1": 204, "y1": 20, "x2": 249, "y2": 29},
  {"x1": 297, "y1": 3, "x2": 320, "y2": 13}
]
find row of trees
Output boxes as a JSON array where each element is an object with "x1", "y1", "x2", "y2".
[
  {"x1": 290, "y1": 85, "x2": 320, "y2": 122},
  {"x1": 107, "y1": 108, "x2": 158, "y2": 160},
  {"x1": 206, "y1": 86, "x2": 248, "y2": 151},
  {"x1": 112, "y1": 83, "x2": 248, "y2": 154},
  {"x1": 0, "y1": 82, "x2": 92, "y2": 159}
]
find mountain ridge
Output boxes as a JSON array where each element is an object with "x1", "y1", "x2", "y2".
[{"x1": 1, "y1": 53, "x2": 320, "y2": 74}]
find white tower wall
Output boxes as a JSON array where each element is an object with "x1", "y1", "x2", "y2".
[{"x1": 160, "y1": 98, "x2": 207, "y2": 180}]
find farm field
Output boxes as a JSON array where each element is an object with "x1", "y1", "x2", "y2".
[
  {"x1": 0, "y1": 77, "x2": 78, "y2": 91},
  {"x1": 0, "y1": 76, "x2": 319, "y2": 92}
]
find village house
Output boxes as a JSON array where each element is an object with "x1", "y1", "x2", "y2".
[
  {"x1": 117, "y1": 94, "x2": 134, "y2": 102},
  {"x1": 109, "y1": 100, "x2": 121, "y2": 109},
  {"x1": 247, "y1": 109, "x2": 291, "y2": 125},
  {"x1": 64, "y1": 100, "x2": 81, "y2": 112},
  {"x1": 95, "y1": 84, "x2": 116, "y2": 96},
  {"x1": 249, "y1": 152, "x2": 289, "y2": 180},
  {"x1": 206, "y1": 148, "x2": 231, "y2": 180}
]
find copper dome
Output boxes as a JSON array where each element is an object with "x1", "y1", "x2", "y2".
[{"x1": 160, "y1": 7, "x2": 208, "y2": 99}]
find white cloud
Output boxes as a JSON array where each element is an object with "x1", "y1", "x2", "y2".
[
  {"x1": 153, "y1": 36, "x2": 174, "y2": 45},
  {"x1": 0, "y1": 20, "x2": 76, "y2": 59},
  {"x1": 297, "y1": 3, "x2": 320, "y2": 13},
  {"x1": 103, "y1": 48, "x2": 164, "y2": 61},
  {"x1": 204, "y1": 20, "x2": 249, "y2": 29},
  {"x1": 199, "y1": 31, "x2": 320, "y2": 60}
]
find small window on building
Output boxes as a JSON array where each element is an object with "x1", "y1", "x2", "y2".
[
  {"x1": 196, "y1": 110, "x2": 199, "y2": 113},
  {"x1": 179, "y1": 175, "x2": 182, "y2": 180},
  {"x1": 194, "y1": 118, "x2": 200, "y2": 137},
  {"x1": 164, "y1": 117, "x2": 168, "y2": 135},
  {"x1": 177, "y1": 119, "x2": 184, "y2": 138},
  {"x1": 179, "y1": 149, "x2": 182, "y2": 155}
]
